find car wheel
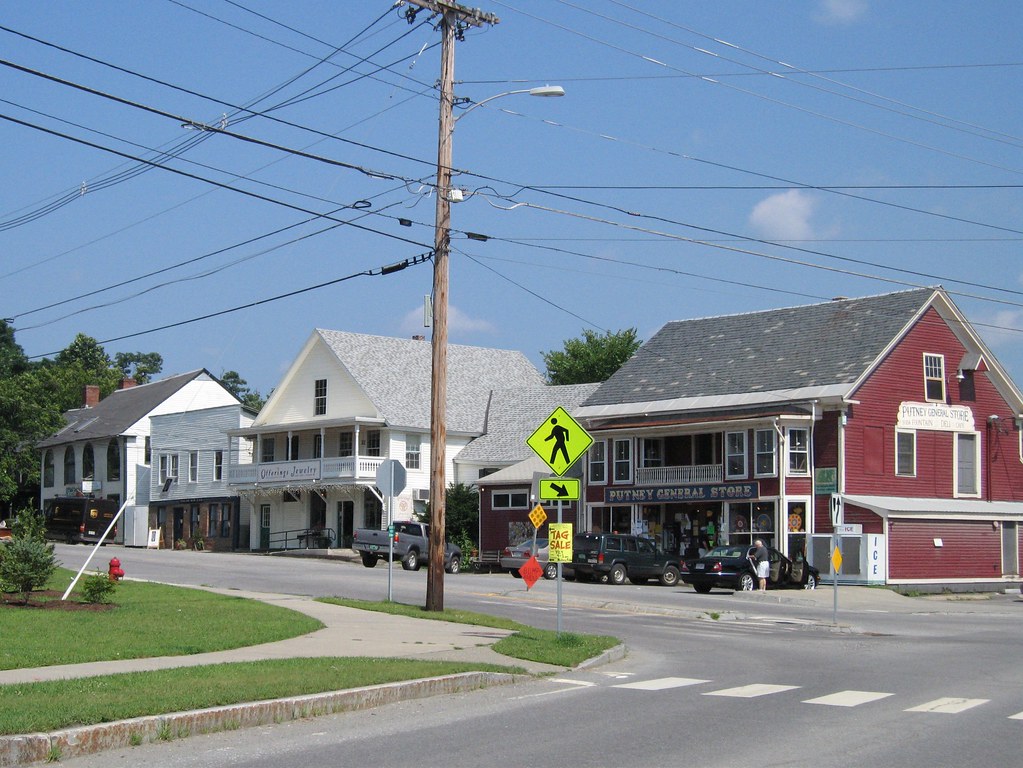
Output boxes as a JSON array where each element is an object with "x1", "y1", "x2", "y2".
[
  {"x1": 737, "y1": 572, "x2": 755, "y2": 591},
  {"x1": 446, "y1": 557, "x2": 461, "y2": 575},
  {"x1": 609, "y1": 564, "x2": 627, "y2": 585},
  {"x1": 402, "y1": 550, "x2": 419, "y2": 571},
  {"x1": 360, "y1": 553, "x2": 378, "y2": 568},
  {"x1": 543, "y1": 562, "x2": 558, "y2": 580},
  {"x1": 510, "y1": 568, "x2": 522, "y2": 578},
  {"x1": 660, "y1": 565, "x2": 681, "y2": 587},
  {"x1": 693, "y1": 584, "x2": 712, "y2": 594},
  {"x1": 804, "y1": 573, "x2": 817, "y2": 590}
]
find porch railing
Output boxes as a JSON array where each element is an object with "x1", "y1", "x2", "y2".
[{"x1": 635, "y1": 464, "x2": 723, "y2": 485}]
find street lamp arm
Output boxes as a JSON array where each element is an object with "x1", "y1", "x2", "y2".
[{"x1": 454, "y1": 85, "x2": 565, "y2": 122}]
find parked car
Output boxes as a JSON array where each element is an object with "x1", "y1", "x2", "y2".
[
  {"x1": 681, "y1": 545, "x2": 819, "y2": 593},
  {"x1": 571, "y1": 532, "x2": 683, "y2": 586},
  {"x1": 502, "y1": 538, "x2": 553, "y2": 580}
]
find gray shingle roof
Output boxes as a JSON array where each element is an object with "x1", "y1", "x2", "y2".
[
  {"x1": 584, "y1": 288, "x2": 936, "y2": 407},
  {"x1": 37, "y1": 370, "x2": 212, "y2": 448},
  {"x1": 316, "y1": 330, "x2": 546, "y2": 433},
  {"x1": 455, "y1": 383, "x2": 600, "y2": 464}
]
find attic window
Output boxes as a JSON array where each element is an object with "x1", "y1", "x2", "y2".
[
  {"x1": 314, "y1": 379, "x2": 327, "y2": 416},
  {"x1": 923, "y1": 354, "x2": 945, "y2": 402}
]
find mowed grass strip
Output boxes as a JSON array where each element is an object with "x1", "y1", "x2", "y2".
[
  {"x1": 0, "y1": 657, "x2": 515, "y2": 735},
  {"x1": 0, "y1": 570, "x2": 323, "y2": 670},
  {"x1": 319, "y1": 597, "x2": 621, "y2": 668}
]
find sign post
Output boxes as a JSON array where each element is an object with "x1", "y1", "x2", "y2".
[
  {"x1": 376, "y1": 460, "x2": 407, "y2": 602},
  {"x1": 526, "y1": 406, "x2": 592, "y2": 635},
  {"x1": 829, "y1": 493, "x2": 843, "y2": 624}
]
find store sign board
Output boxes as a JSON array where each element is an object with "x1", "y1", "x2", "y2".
[{"x1": 604, "y1": 482, "x2": 759, "y2": 505}]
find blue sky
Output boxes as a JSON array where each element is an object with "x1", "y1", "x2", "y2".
[{"x1": 2, "y1": 1, "x2": 1022, "y2": 397}]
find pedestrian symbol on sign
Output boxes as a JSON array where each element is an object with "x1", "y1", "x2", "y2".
[{"x1": 526, "y1": 406, "x2": 593, "y2": 477}]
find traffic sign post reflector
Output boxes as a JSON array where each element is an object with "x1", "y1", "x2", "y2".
[{"x1": 528, "y1": 504, "x2": 548, "y2": 529}]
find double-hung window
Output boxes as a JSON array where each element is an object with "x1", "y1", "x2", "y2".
[
  {"x1": 787, "y1": 428, "x2": 809, "y2": 474},
  {"x1": 261, "y1": 438, "x2": 275, "y2": 463},
  {"x1": 214, "y1": 450, "x2": 224, "y2": 481},
  {"x1": 924, "y1": 354, "x2": 945, "y2": 402},
  {"x1": 589, "y1": 441, "x2": 606, "y2": 483},
  {"x1": 314, "y1": 379, "x2": 327, "y2": 415},
  {"x1": 895, "y1": 430, "x2": 916, "y2": 476},
  {"x1": 405, "y1": 434, "x2": 421, "y2": 469},
  {"x1": 338, "y1": 431, "x2": 353, "y2": 457},
  {"x1": 189, "y1": 451, "x2": 198, "y2": 482},
  {"x1": 613, "y1": 439, "x2": 632, "y2": 482},
  {"x1": 725, "y1": 431, "x2": 747, "y2": 479},
  {"x1": 754, "y1": 429, "x2": 776, "y2": 476},
  {"x1": 954, "y1": 432, "x2": 980, "y2": 497}
]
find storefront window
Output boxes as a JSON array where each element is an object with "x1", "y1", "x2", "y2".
[
  {"x1": 592, "y1": 506, "x2": 631, "y2": 534},
  {"x1": 787, "y1": 500, "x2": 807, "y2": 560}
]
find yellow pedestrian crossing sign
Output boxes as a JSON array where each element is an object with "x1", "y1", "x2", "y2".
[{"x1": 526, "y1": 406, "x2": 593, "y2": 477}]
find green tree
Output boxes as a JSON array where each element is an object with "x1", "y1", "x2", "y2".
[
  {"x1": 416, "y1": 482, "x2": 479, "y2": 555},
  {"x1": 113, "y1": 351, "x2": 163, "y2": 384},
  {"x1": 0, "y1": 319, "x2": 28, "y2": 378},
  {"x1": 219, "y1": 370, "x2": 266, "y2": 411},
  {"x1": 0, "y1": 508, "x2": 58, "y2": 603},
  {"x1": 542, "y1": 328, "x2": 641, "y2": 385}
]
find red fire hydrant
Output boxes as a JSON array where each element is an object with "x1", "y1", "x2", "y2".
[{"x1": 108, "y1": 557, "x2": 124, "y2": 581}]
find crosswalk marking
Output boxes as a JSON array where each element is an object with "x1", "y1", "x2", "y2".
[
  {"x1": 1009, "y1": 711, "x2": 1023, "y2": 720},
  {"x1": 615, "y1": 677, "x2": 709, "y2": 691},
  {"x1": 704, "y1": 683, "x2": 800, "y2": 698},
  {"x1": 905, "y1": 697, "x2": 989, "y2": 714},
  {"x1": 804, "y1": 690, "x2": 894, "y2": 707}
]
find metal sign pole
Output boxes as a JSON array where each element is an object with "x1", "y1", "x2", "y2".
[
  {"x1": 557, "y1": 499, "x2": 564, "y2": 636},
  {"x1": 832, "y1": 533, "x2": 838, "y2": 625}
]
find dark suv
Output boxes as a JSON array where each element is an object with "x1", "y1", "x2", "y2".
[{"x1": 572, "y1": 532, "x2": 682, "y2": 586}]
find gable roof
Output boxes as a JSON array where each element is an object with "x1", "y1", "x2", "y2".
[
  {"x1": 581, "y1": 288, "x2": 938, "y2": 415},
  {"x1": 315, "y1": 330, "x2": 546, "y2": 433},
  {"x1": 38, "y1": 370, "x2": 216, "y2": 448},
  {"x1": 454, "y1": 383, "x2": 600, "y2": 465}
]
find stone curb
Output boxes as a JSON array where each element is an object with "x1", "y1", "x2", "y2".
[{"x1": 0, "y1": 671, "x2": 519, "y2": 767}]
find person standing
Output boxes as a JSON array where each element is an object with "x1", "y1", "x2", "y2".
[{"x1": 753, "y1": 539, "x2": 769, "y2": 591}]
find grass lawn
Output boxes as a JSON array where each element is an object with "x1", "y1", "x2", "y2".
[
  {"x1": 0, "y1": 570, "x2": 324, "y2": 669},
  {"x1": 0, "y1": 657, "x2": 514, "y2": 736}
]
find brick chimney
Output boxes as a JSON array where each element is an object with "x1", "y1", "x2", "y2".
[
  {"x1": 82, "y1": 385, "x2": 101, "y2": 408},
  {"x1": 118, "y1": 377, "x2": 137, "y2": 390}
]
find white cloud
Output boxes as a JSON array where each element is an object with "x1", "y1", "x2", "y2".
[
  {"x1": 816, "y1": 0, "x2": 868, "y2": 25},
  {"x1": 398, "y1": 303, "x2": 495, "y2": 337},
  {"x1": 748, "y1": 190, "x2": 819, "y2": 241}
]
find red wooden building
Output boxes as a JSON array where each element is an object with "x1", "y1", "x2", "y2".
[{"x1": 570, "y1": 288, "x2": 1023, "y2": 591}]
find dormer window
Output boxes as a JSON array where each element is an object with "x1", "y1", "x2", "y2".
[{"x1": 924, "y1": 354, "x2": 945, "y2": 402}]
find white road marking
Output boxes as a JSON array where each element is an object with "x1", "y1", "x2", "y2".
[
  {"x1": 549, "y1": 678, "x2": 596, "y2": 687},
  {"x1": 704, "y1": 683, "x2": 800, "y2": 698},
  {"x1": 615, "y1": 676, "x2": 709, "y2": 691},
  {"x1": 1009, "y1": 711, "x2": 1023, "y2": 720},
  {"x1": 905, "y1": 697, "x2": 989, "y2": 714},
  {"x1": 804, "y1": 690, "x2": 894, "y2": 707}
]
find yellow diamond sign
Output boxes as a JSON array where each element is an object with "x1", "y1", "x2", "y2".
[
  {"x1": 528, "y1": 504, "x2": 548, "y2": 529},
  {"x1": 526, "y1": 406, "x2": 593, "y2": 477},
  {"x1": 831, "y1": 545, "x2": 843, "y2": 573}
]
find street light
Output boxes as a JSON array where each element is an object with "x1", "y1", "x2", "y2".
[{"x1": 426, "y1": 79, "x2": 564, "y2": 611}]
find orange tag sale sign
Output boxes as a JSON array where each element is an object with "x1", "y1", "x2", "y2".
[{"x1": 548, "y1": 523, "x2": 573, "y2": 563}]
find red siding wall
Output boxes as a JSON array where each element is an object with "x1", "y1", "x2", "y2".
[
  {"x1": 845, "y1": 307, "x2": 1023, "y2": 502},
  {"x1": 889, "y1": 519, "x2": 1001, "y2": 579}
]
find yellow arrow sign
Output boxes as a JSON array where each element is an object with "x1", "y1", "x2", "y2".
[
  {"x1": 526, "y1": 406, "x2": 593, "y2": 477},
  {"x1": 539, "y1": 477, "x2": 580, "y2": 501}
]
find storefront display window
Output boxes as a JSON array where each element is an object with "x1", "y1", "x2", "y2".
[{"x1": 787, "y1": 500, "x2": 808, "y2": 561}]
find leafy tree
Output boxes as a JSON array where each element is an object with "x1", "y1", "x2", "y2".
[
  {"x1": 55, "y1": 333, "x2": 113, "y2": 375},
  {"x1": 0, "y1": 369, "x2": 64, "y2": 514},
  {"x1": 542, "y1": 328, "x2": 641, "y2": 385},
  {"x1": 0, "y1": 319, "x2": 28, "y2": 378},
  {"x1": 219, "y1": 370, "x2": 266, "y2": 411},
  {"x1": 0, "y1": 508, "x2": 58, "y2": 603},
  {"x1": 113, "y1": 351, "x2": 163, "y2": 384},
  {"x1": 416, "y1": 482, "x2": 479, "y2": 544}
]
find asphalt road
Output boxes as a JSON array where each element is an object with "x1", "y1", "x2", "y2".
[{"x1": 51, "y1": 545, "x2": 1023, "y2": 768}]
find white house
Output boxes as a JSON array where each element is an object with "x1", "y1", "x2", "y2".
[
  {"x1": 37, "y1": 370, "x2": 243, "y2": 544},
  {"x1": 226, "y1": 329, "x2": 546, "y2": 550}
]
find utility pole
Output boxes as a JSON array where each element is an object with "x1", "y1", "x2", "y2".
[{"x1": 403, "y1": 0, "x2": 498, "y2": 612}]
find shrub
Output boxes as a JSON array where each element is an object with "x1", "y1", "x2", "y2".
[
  {"x1": 80, "y1": 570, "x2": 118, "y2": 604},
  {"x1": 0, "y1": 509, "x2": 57, "y2": 603}
]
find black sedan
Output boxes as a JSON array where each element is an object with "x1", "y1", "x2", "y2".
[{"x1": 681, "y1": 545, "x2": 819, "y2": 593}]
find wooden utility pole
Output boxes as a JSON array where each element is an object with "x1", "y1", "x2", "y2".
[{"x1": 403, "y1": 0, "x2": 498, "y2": 612}]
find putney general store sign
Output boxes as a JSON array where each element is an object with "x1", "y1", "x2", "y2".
[
  {"x1": 605, "y1": 482, "x2": 759, "y2": 504},
  {"x1": 897, "y1": 402, "x2": 975, "y2": 432}
]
